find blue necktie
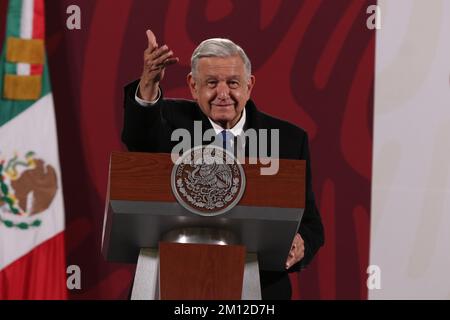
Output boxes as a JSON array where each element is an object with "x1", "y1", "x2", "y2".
[{"x1": 221, "y1": 130, "x2": 233, "y2": 152}]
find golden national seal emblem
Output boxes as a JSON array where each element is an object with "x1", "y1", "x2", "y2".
[{"x1": 171, "y1": 145, "x2": 245, "y2": 216}]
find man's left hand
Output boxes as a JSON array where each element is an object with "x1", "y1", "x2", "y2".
[{"x1": 285, "y1": 233, "x2": 305, "y2": 270}]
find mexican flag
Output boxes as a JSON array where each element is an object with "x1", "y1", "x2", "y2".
[{"x1": 0, "y1": 0, "x2": 67, "y2": 299}]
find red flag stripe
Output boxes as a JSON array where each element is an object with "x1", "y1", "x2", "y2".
[
  {"x1": 32, "y1": 0, "x2": 45, "y2": 39},
  {"x1": 0, "y1": 232, "x2": 67, "y2": 300},
  {"x1": 30, "y1": 64, "x2": 43, "y2": 75}
]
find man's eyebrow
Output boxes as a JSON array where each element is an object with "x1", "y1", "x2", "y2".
[{"x1": 204, "y1": 75, "x2": 241, "y2": 79}]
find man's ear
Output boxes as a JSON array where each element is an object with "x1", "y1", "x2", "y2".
[
  {"x1": 187, "y1": 73, "x2": 198, "y2": 100},
  {"x1": 246, "y1": 75, "x2": 256, "y2": 96}
]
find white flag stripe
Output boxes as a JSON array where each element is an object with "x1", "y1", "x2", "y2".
[
  {"x1": 17, "y1": 63, "x2": 31, "y2": 75},
  {"x1": 20, "y1": 0, "x2": 34, "y2": 39}
]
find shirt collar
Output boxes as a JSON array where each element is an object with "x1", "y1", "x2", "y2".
[{"x1": 208, "y1": 107, "x2": 246, "y2": 136}]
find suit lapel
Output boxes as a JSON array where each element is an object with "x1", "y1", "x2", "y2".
[{"x1": 243, "y1": 99, "x2": 262, "y2": 157}]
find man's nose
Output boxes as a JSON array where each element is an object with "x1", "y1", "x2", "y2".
[{"x1": 216, "y1": 82, "x2": 230, "y2": 99}]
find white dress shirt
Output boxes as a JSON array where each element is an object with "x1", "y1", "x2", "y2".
[{"x1": 135, "y1": 85, "x2": 161, "y2": 106}]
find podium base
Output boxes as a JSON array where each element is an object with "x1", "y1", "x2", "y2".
[
  {"x1": 242, "y1": 253, "x2": 262, "y2": 300},
  {"x1": 131, "y1": 248, "x2": 159, "y2": 300},
  {"x1": 130, "y1": 248, "x2": 261, "y2": 300}
]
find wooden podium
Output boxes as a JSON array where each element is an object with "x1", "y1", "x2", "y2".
[{"x1": 102, "y1": 152, "x2": 305, "y2": 300}]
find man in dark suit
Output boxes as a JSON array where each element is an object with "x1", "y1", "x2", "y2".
[{"x1": 122, "y1": 30, "x2": 324, "y2": 300}]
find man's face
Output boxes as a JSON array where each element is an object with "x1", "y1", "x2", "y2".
[{"x1": 187, "y1": 55, "x2": 255, "y2": 129}]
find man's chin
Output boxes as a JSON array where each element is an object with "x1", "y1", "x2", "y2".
[
  {"x1": 211, "y1": 116, "x2": 232, "y2": 124},
  {"x1": 210, "y1": 110, "x2": 235, "y2": 121}
]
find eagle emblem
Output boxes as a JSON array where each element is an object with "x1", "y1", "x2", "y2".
[
  {"x1": 171, "y1": 145, "x2": 245, "y2": 216},
  {"x1": 0, "y1": 151, "x2": 58, "y2": 229}
]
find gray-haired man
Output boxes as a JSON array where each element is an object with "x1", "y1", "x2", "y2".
[{"x1": 122, "y1": 30, "x2": 324, "y2": 300}]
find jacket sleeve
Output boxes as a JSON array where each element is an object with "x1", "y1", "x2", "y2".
[
  {"x1": 121, "y1": 80, "x2": 172, "y2": 152},
  {"x1": 290, "y1": 131, "x2": 325, "y2": 272}
]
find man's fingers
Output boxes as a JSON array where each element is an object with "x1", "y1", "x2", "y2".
[
  {"x1": 147, "y1": 57, "x2": 178, "y2": 73},
  {"x1": 146, "y1": 29, "x2": 158, "y2": 50},
  {"x1": 163, "y1": 57, "x2": 179, "y2": 67},
  {"x1": 285, "y1": 237, "x2": 305, "y2": 269},
  {"x1": 285, "y1": 251, "x2": 303, "y2": 269},
  {"x1": 153, "y1": 51, "x2": 174, "y2": 66},
  {"x1": 148, "y1": 45, "x2": 170, "y2": 60},
  {"x1": 285, "y1": 256, "x2": 294, "y2": 269},
  {"x1": 145, "y1": 45, "x2": 178, "y2": 67},
  {"x1": 144, "y1": 46, "x2": 169, "y2": 67}
]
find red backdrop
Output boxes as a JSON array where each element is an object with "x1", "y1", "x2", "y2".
[{"x1": 0, "y1": 0, "x2": 375, "y2": 299}]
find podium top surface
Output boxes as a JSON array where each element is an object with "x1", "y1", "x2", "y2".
[{"x1": 109, "y1": 152, "x2": 305, "y2": 209}]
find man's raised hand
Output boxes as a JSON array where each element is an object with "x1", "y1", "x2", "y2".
[{"x1": 139, "y1": 29, "x2": 179, "y2": 101}]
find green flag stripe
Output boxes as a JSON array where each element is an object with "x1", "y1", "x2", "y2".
[
  {"x1": 4, "y1": 62, "x2": 18, "y2": 74},
  {"x1": 41, "y1": 56, "x2": 51, "y2": 96},
  {"x1": 6, "y1": 0, "x2": 22, "y2": 39}
]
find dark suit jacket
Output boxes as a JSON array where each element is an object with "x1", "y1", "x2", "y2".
[{"x1": 122, "y1": 80, "x2": 324, "y2": 299}]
